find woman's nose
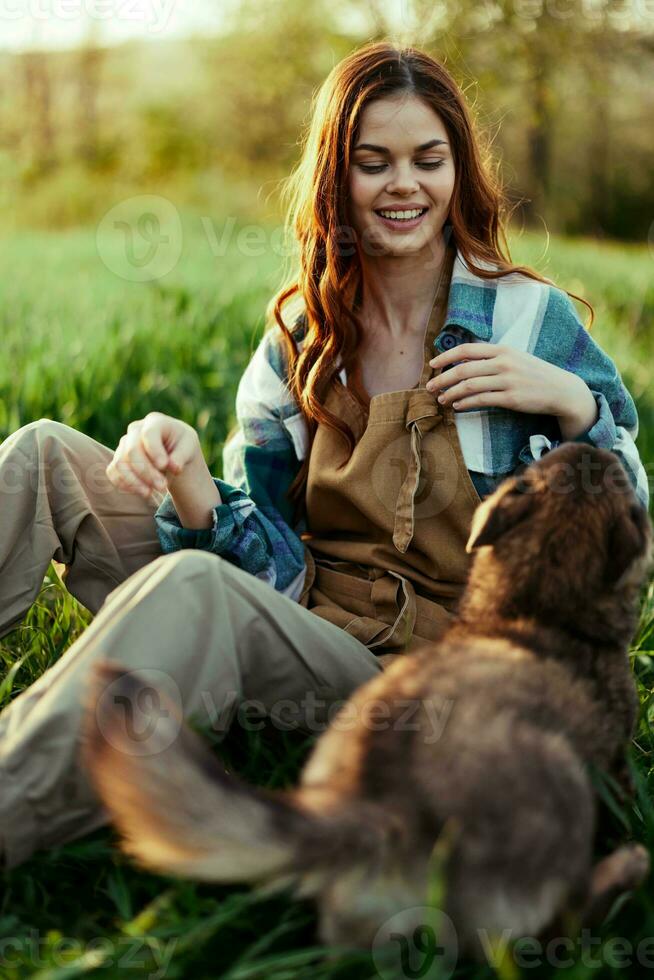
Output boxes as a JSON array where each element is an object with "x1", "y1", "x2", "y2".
[{"x1": 384, "y1": 164, "x2": 420, "y2": 194}]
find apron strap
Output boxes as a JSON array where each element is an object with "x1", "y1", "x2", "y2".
[
  {"x1": 392, "y1": 390, "x2": 443, "y2": 554},
  {"x1": 345, "y1": 571, "x2": 417, "y2": 650}
]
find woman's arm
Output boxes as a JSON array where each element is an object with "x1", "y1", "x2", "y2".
[
  {"x1": 166, "y1": 450, "x2": 222, "y2": 528},
  {"x1": 429, "y1": 287, "x2": 649, "y2": 508},
  {"x1": 154, "y1": 328, "x2": 308, "y2": 600},
  {"x1": 554, "y1": 375, "x2": 600, "y2": 441}
]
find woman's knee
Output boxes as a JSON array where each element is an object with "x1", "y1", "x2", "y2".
[
  {"x1": 145, "y1": 549, "x2": 223, "y2": 584},
  {"x1": 5, "y1": 419, "x2": 116, "y2": 492},
  {"x1": 100, "y1": 551, "x2": 223, "y2": 614},
  {"x1": 15, "y1": 418, "x2": 72, "y2": 443},
  {"x1": 0, "y1": 420, "x2": 60, "y2": 493},
  {"x1": 4, "y1": 418, "x2": 79, "y2": 465}
]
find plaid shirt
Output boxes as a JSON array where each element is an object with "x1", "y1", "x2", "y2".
[{"x1": 155, "y1": 249, "x2": 649, "y2": 600}]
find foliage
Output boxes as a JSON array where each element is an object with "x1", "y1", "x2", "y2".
[
  {"x1": 0, "y1": 0, "x2": 651, "y2": 238},
  {"x1": 0, "y1": 226, "x2": 653, "y2": 977}
]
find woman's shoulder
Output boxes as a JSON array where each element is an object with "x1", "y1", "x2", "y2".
[
  {"x1": 257, "y1": 309, "x2": 309, "y2": 381},
  {"x1": 447, "y1": 247, "x2": 588, "y2": 350},
  {"x1": 454, "y1": 247, "x2": 552, "y2": 289}
]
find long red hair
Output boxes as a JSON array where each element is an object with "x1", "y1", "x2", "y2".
[{"x1": 265, "y1": 41, "x2": 592, "y2": 518}]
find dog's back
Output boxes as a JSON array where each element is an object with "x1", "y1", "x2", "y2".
[{"x1": 298, "y1": 638, "x2": 599, "y2": 948}]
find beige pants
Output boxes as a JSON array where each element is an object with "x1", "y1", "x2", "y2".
[{"x1": 0, "y1": 420, "x2": 381, "y2": 869}]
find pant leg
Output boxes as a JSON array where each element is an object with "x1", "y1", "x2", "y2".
[
  {"x1": 0, "y1": 418, "x2": 165, "y2": 639},
  {"x1": 0, "y1": 550, "x2": 382, "y2": 869}
]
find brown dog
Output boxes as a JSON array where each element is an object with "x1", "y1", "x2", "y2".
[{"x1": 82, "y1": 443, "x2": 652, "y2": 960}]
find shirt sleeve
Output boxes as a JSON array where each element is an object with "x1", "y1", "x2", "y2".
[
  {"x1": 518, "y1": 287, "x2": 649, "y2": 510},
  {"x1": 154, "y1": 328, "x2": 309, "y2": 601}
]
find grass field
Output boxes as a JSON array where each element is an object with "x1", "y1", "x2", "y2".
[{"x1": 0, "y1": 218, "x2": 653, "y2": 979}]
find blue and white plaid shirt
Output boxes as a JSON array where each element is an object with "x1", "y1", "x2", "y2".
[{"x1": 155, "y1": 249, "x2": 649, "y2": 600}]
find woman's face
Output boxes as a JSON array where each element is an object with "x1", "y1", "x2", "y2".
[{"x1": 346, "y1": 93, "x2": 455, "y2": 258}]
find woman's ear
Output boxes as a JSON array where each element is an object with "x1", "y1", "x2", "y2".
[{"x1": 466, "y1": 480, "x2": 536, "y2": 552}]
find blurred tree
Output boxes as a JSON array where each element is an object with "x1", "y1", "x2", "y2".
[
  {"x1": 0, "y1": 0, "x2": 651, "y2": 238},
  {"x1": 21, "y1": 49, "x2": 56, "y2": 176},
  {"x1": 75, "y1": 23, "x2": 106, "y2": 168},
  {"x1": 199, "y1": 0, "x2": 354, "y2": 176},
  {"x1": 339, "y1": 0, "x2": 654, "y2": 237}
]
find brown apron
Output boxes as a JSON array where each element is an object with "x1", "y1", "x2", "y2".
[{"x1": 298, "y1": 247, "x2": 483, "y2": 655}]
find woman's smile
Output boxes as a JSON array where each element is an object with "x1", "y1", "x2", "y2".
[{"x1": 373, "y1": 206, "x2": 430, "y2": 231}]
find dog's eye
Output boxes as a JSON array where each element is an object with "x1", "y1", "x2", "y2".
[{"x1": 513, "y1": 477, "x2": 531, "y2": 495}]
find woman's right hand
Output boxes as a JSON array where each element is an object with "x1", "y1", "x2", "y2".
[{"x1": 106, "y1": 412, "x2": 201, "y2": 499}]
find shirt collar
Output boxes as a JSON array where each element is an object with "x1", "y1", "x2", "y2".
[{"x1": 441, "y1": 248, "x2": 497, "y2": 341}]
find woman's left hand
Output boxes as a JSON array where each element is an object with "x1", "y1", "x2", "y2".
[{"x1": 427, "y1": 343, "x2": 594, "y2": 422}]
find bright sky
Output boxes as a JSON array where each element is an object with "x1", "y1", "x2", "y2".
[{"x1": 0, "y1": 0, "x2": 233, "y2": 50}]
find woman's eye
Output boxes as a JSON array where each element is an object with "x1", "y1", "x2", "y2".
[{"x1": 358, "y1": 161, "x2": 445, "y2": 174}]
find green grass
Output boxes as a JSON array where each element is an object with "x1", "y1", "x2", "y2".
[{"x1": 0, "y1": 221, "x2": 653, "y2": 978}]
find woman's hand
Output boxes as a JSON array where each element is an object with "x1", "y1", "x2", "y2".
[
  {"x1": 427, "y1": 343, "x2": 599, "y2": 438},
  {"x1": 106, "y1": 412, "x2": 201, "y2": 499}
]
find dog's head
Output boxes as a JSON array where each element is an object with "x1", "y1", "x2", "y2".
[{"x1": 464, "y1": 444, "x2": 651, "y2": 636}]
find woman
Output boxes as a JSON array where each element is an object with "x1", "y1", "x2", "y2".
[{"x1": 0, "y1": 42, "x2": 647, "y2": 870}]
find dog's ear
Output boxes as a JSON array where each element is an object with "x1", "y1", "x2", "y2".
[
  {"x1": 604, "y1": 503, "x2": 651, "y2": 586},
  {"x1": 466, "y1": 477, "x2": 536, "y2": 552}
]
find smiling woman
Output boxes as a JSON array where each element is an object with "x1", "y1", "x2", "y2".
[
  {"x1": 0, "y1": 40, "x2": 648, "y2": 879},
  {"x1": 345, "y1": 93, "x2": 457, "y2": 398},
  {"x1": 256, "y1": 43, "x2": 646, "y2": 511}
]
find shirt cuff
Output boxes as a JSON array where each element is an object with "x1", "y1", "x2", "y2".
[
  {"x1": 564, "y1": 389, "x2": 617, "y2": 449},
  {"x1": 517, "y1": 391, "x2": 618, "y2": 469},
  {"x1": 154, "y1": 478, "x2": 250, "y2": 553},
  {"x1": 518, "y1": 433, "x2": 560, "y2": 467}
]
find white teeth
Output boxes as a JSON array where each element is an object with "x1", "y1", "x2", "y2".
[{"x1": 378, "y1": 208, "x2": 426, "y2": 220}]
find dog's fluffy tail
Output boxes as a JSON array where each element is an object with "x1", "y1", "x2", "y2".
[{"x1": 82, "y1": 661, "x2": 390, "y2": 893}]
